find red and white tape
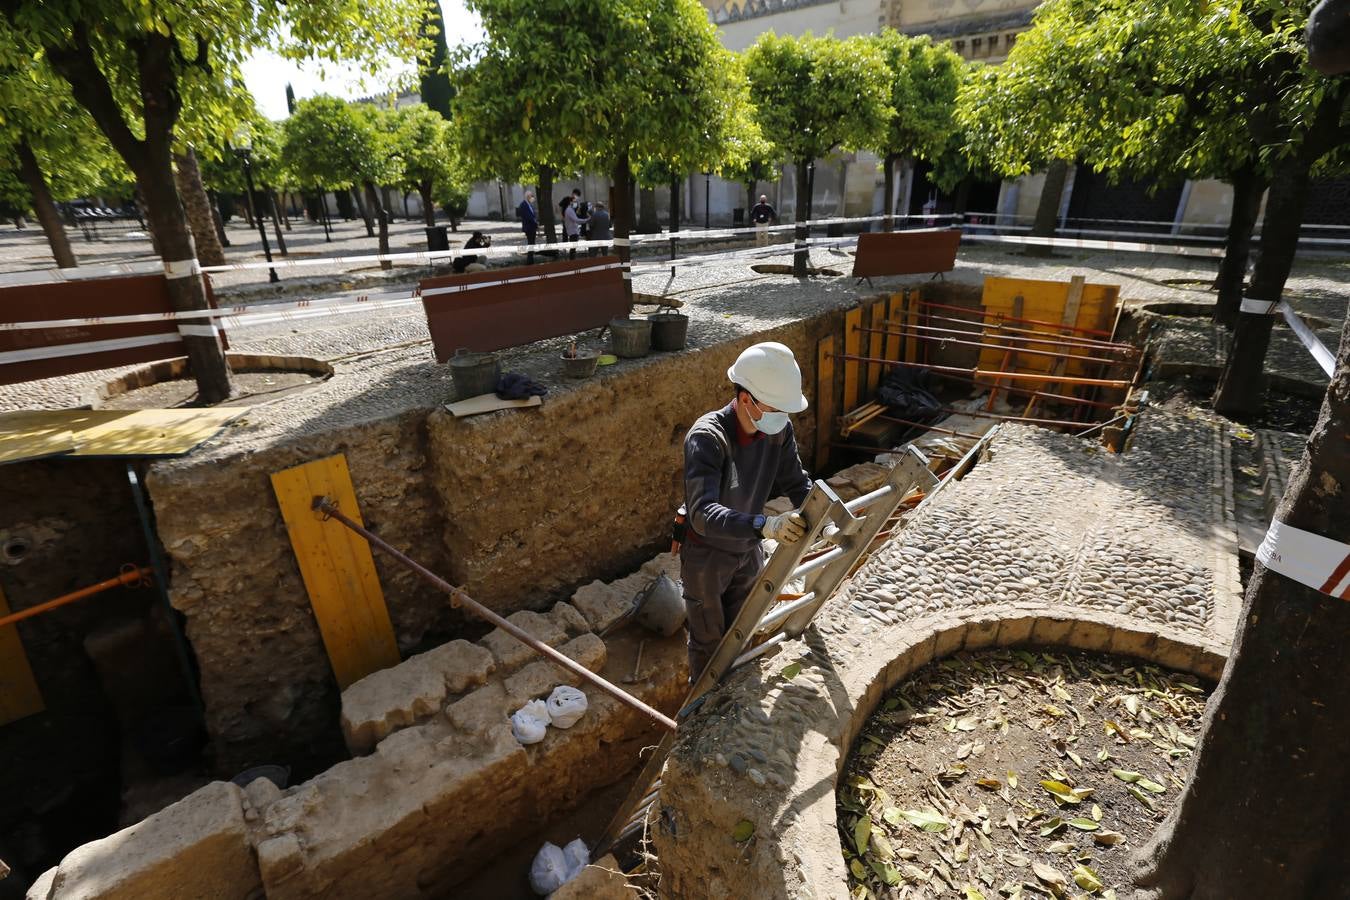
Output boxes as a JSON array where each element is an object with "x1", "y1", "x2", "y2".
[{"x1": 1257, "y1": 519, "x2": 1350, "y2": 600}]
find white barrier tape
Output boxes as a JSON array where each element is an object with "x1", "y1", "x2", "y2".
[
  {"x1": 632, "y1": 235, "x2": 859, "y2": 273},
  {"x1": 961, "y1": 231, "x2": 1228, "y2": 259},
  {"x1": 1277, "y1": 302, "x2": 1337, "y2": 378},
  {"x1": 1256, "y1": 519, "x2": 1350, "y2": 600},
  {"x1": 223, "y1": 296, "x2": 421, "y2": 330},
  {"x1": 1240, "y1": 298, "x2": 1280, "y2": 315},
  {"x1": 163, "y1": 258, "x2": 202, "y2": 280},
  {"x1": 611, "y1": 238, "x2": 630, "y2": 247},
  {"x1": 176, "y1": 323, "x2": 220, "y2": 338},
  {"x1": 0, "y1": 332, "x2": 180, "y2": 366},
  {"x1": 630, "y1": 213, "x2": 960, "y2": 244}
]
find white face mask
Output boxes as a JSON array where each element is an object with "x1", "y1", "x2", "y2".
[{"x1": 747, "y1": 396, "x2": 789, "y2": 435}]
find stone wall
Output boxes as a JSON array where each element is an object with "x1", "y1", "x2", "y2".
[
  {"x1": 143, "y1": 307, "x2": 844, "y2": 774},
  {"x1": 31, "y1": 556, "x2": 687, "y2": 899}
]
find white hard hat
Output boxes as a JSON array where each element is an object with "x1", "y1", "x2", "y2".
[{"x1": 727, "y1": 342, "x2": 808, "y2": 413}]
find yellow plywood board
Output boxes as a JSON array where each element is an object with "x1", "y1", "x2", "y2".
[
  {"x1": 0, "y1": 585, "x2": 45, "y2": 726},
  {"x1": 976, "y1": 277, "x2": 1120, "y2": 386},
  {"x1": 0, "y1": 408, "x2": 244, "y2": 465},
  {"x1": 866, "y1": 299, "x2": 887, "y2": 397},
  {"x1": 270, "y1": 454, "x2": 400, "y2": 690},
  {"x1": 843, "y1": 306, "x2": 863, "y2": 413}
]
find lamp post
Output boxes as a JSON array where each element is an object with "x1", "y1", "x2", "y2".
[
  {"x1": 704, "y1": 170, "x2": 712, "y2": 230},
  {"x1": 232, "y1": 126, "x2": 279, "y2": 283}
]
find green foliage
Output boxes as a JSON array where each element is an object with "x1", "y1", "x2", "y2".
[
  {"x1": 0, "y1": 54, "x2": 129, "y2": 202},
  {"x1": 418, "y1": 1, "x2": 455, "y2": 119},
  {"x1": 282, "y1": 95, "x2": 379, "y2": 190},
  {"x1": 453, "y1": 0, "x2": 748, "y2": 182},
  {"x1": 867, "y1": 31, "x2": 963, "y2": 164},
  {"x1": 742, "y1": 32, "x2": 893, "y2": 165},
  {"x1": 957, "y1": 0, "x2": 1349, "y2": 184}
]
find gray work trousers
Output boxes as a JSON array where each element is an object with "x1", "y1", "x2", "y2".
[{"x1": 680, "y1": 540, "x2": 765, "y2": 681}]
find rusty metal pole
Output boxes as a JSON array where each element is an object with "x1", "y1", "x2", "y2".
[
  {"x1": 312, "y1": 497, "x2": 679, "y2": 733},
  {"x1": 0, "y1": 565, "x2": 153, "y2": 629}
]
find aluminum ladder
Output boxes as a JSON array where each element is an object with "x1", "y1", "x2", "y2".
[{"x1": 593, "y1": 446, "x2": 933, "y2": 856}]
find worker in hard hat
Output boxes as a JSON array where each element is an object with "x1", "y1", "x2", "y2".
[{"x1": 680, "y1": 341, "x2": 813, "y2": 679}]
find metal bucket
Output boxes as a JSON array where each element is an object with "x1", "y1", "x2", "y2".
[
  {"x1": 608, "y1": 318, "x2": 652, "y2": 359},
  {"x1": 560, "y1": 351, "x2": 600, "y2": 379},
  {"x1": 449, "y1": 347, "x2": 500, "y2": 400},
  {"x1": 648, "y1": 313, "x2": 689, "y2": 352}
]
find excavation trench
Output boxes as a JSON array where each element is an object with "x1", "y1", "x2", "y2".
[{"x1": 8, "y1": 279, "x2": 1137, "y2": 898}]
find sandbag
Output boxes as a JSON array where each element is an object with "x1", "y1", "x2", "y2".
[
  {"x1": 511, "y1": 699, "x2": 551, "y2": 745},
  {"x1": 530, "y1": 842, "x2": 568, "y2": 895},
  {"x1": 547, "y1": 686, "x2": 588, "y2": 729}
]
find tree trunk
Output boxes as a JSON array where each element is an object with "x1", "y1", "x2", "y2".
[
  {"x1": 1134, "y1": 308, "x2": 1350, "y2": 899},
  {"x1": 353, "y1": 187, "x2": 374, "y2": 237},
  {"x1": 240, "y1": 191, "x2": 255, "y2": 227},
  {"x1": 280, "y1": 192, "x2": 292, "y2": 230},
  {"x1": 402, "y1": 191, "x2": 411, "y2": 220},
  {"x1": 381, "y1": 186, "x2": 396, "y2": 222},
  {"x1": 1026, "y1": 159, "x2": 1069, "y2": 258},
  {"x1": 883, "y1": 151, "x2": 899, "y2": 232},
  {"x1": 954, "y1": 177, "x2": 973, "y2": 216},
  {"x1": 538, "y1": 165, "x2": 557, "y2": 245},
  {"x1": 365, "y1": 181, "x2": 390, "y2": 269},
  {"x1": 1213, "y1": 153, "x2": 1315, "y2": 417},
  {"x1": 44, "y1": 27, "x2": 231, "y2": 402},
  {"x1": 419, "y1": 183, "x2": 436, "y2": 227},
  {"x1": 793, "y1": 158, "x2": 810, "y2": 277},
  {"x1": 612, "y1": 153, "x2": 634, "y2": 306},
  {"x1": 1212, "y1": 168, "x2": 1265, "y2": 328},
  {"x1": 207, "y1": 189, "x2": 230, "y2": 247},
  {"x1": 267, "y1": 189, "x2": 288, "y2": 256},
  {"x1": 638, "y1": 186, "x2": 658, "y2": 233},
  {"x1": 16, "y1": 138, "x2": 77, "y2": 268}
]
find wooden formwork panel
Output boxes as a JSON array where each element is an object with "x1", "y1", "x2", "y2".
[
  {"x1": 271, "y1": 454, "x2": 400, "y2": 690},
  {"x1": 0, "y1": 585, "x2": 44, "y2": 726},
  {"x1": 976, "y1": 276, "x2": 1120, "y2": 389},
  {"x1": 814, "y1": 335, "x2": 835, "y2": 471},
  {"x1": 843, "y1": 306, "x2": 863, "y2": 413},
  {"x1": 866, "y1": 298, "x2": 887, "y2": 397}
]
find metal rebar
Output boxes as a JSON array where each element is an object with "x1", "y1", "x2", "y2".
[
  {"x1": 917, "y1": 367, "x2": 1122, "y2": 409},
  {"x1": 855, "y1": 324, "x2": 1125, "y2": 367},
  {"x1": 916, "y1": 298, "x2": 1114, "y2": 338},
  {"x1": 910, "y1": 309, "x2": 1136, "y2": 353},
  {"x1": 878, "y1": 415, "x2": 985, "y2": 439},
  {"x1": 313, "y1": 497, "x2": 678, "y2": 732},
  {"x1": 828, "y1": 352, "x2": 1133, "y2": 388},
  {"x1": 0, "y1": 565, "x2": 153, "y2": 629}
]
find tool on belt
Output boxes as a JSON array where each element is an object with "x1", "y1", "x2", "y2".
[{"x1": 671, "y1": 504, "x2": 688, "y2": 553}]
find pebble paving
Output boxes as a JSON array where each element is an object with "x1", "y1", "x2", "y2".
[{"x1": 683, "y1": 413, "x2": 1241, "y2": 794}]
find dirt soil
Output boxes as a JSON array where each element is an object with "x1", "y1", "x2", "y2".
[
  {"x1": 1150, "y1": 374, "x2": 1322, "y2": 434},
  {"x1": 837, "y1": 650, "x2": 1212, "y2": 900},
  {"x1": 99, "y1": 371, "x2": 325, "y2": 409}
]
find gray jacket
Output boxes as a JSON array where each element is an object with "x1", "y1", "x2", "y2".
[
  {"x1": 588, "y1": 209, "x2": 612, "y2": 240},
  {"x1": 683, "y1": 402, "x2": 812, "y2": 554}
]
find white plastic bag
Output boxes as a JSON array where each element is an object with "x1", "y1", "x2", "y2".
[
  {"x1": 529, "y1": 842, "x2": 568, "y2": 895},
  {"x1": 511, "y1": 699, "x2": 551, "y2": 745},
  {"x1": 546, "y1": 686, "x2": 588, "y2": 729},
  {"x1": 529, "y1": 837, "x2": 591, "y2": 895}
]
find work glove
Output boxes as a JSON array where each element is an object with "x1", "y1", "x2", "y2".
[{"x1": 761, "y1": 511, "x2": 807, "y2": 543}]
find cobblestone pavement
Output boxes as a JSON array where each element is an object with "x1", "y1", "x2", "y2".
[{"x1": 687, "y1": 413, "x2": 1242, "y2": 796}]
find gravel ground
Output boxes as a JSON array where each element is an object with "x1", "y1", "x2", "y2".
[{"x1": 4, "y1": 218, "x2": 1346, "y2": 455}]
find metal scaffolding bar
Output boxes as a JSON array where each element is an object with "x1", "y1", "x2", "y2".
[
  {"x1": 829, "y1": 352, "x2": 1134, "y2": 388},
  {"x1": 313, "y1": 497, "x2": 679, "y2": 733}
]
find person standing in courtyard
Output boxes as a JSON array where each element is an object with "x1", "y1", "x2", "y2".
[
  {"x1": 680, "y1": 342, "x2": 813, "y2": 679},
  {"x1": 587, "y1": 201, "x2": 612, "y2": 256},
  {"x1": 751, "y1": 194, "x2": 776, "y2": 246},
  {"x1": 563, "y1": 193, "x2": 588, "y2": 260},
  {"x1": 516, "y1": 191, "x2": 538, "y2": 263}
]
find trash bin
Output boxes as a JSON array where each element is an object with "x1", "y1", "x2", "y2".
[
  {"x1": 733, "y1": 208, "x2": 745, "y2": 226},
  {"x1": 826, "y1": 222, "x2": 844, "y2": 238},
  {"x1": 426, "y1": 225, "x2": 449, "y2": 252}
]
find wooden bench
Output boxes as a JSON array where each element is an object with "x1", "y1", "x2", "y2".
[
  {"x1": 850, "y1": 228, "x2": 962, "y2": 285},
  {"x1": 419, "y1": 256, "x2": 629, "y2": 359}
]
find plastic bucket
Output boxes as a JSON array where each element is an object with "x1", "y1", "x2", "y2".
[
  {"x1": 648, "y1": 313, "x2": 689, "y2": 352},
  {"x1": 608, "y1": 318, "x2": 652, "y2": 359},
  {"x1": 449, "y1": 347, "x2": 500, "y2": 400},
  {"x1": 561, "y1": 352, "x2": 600, "y2": 379}
]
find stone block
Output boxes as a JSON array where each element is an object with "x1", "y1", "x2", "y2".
[
  {"x1": 48, "y1": 781, "x2": 260, "y2": 900},
  {"x1": 255, "y1": 834, "x2": 305, "y2": 887},
  {"x1": 932, "y1": 622, "x2": 967, "y2": 662},
  {"x1": 825, "y1": 474, "x2": 860, "y2": 501},
  {"x1": 569, "y1": 580, "x2": 633, "y2": 634},
  {"x1": 550, "y1": 601, "x2": 592, "y2": 638},
  {"x1": 960, "y1": 614, "x2": 1002, "y2": 651},
  {"x1": 341, "y1": 639, "x2": 495, "y2": 755},
  {"x1": 25, "y1": 867, "x2": 56, "y2": 900},
  {"x1": 446, "y1": 681, "x2": 510, "y2": 735},
  {"x1": 841, "y1": 462, "x2": 890, "y2": 495},
  {"x1": 995, "y1": 615, "x2": 1038, "y2": 647},
  {"x1": 550, "y1": 853, "x2": 631, "y2": 900},
  {"x1": 1065, "y1": 617, "x2": 1113, "y2": 653},
  {"x1": 1029, "y1": 615, "x2": 1074, "y2": 647},
  {"x1": 639, "y1": 551, "x2": 681, "y2": 580},
  {"x1": 503, "y1": 634, "x2": 608, "y2": 707},
  {"x1": 1151, "y1": 633, "x2": 1202, "y2": 675},
  {"x1": 1106, "y1": 624, "x2": 1159, "y2": 662},
  {"x1": 481, "y1": 610, "x2": 568, "y2": 672}
]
